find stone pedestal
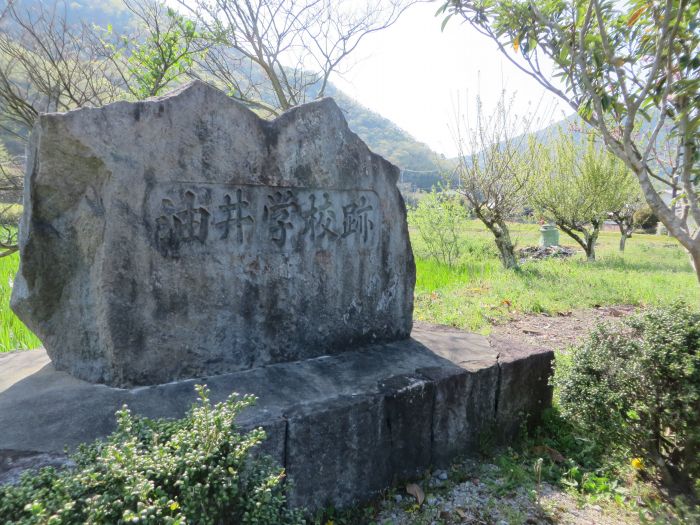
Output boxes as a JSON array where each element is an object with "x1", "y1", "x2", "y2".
[{"x1": 0, "y1": 324, "x2": 553, "y2": 510}]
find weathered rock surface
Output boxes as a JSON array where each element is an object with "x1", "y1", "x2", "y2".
[
  {"x1": 11, "y1": 81, "x2": 415, "y2": 386},
  {"x1": 0, "y1": 325, "x2": 554, "y2": 509}
]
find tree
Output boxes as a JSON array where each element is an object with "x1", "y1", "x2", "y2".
[
  {"x1": 178, "y1": 0, "x2": 416, "y2": 116},
  {"x1": 98, "y1": 0, "x2": 206, "y2": 100},
  {"x1": 0, "y1": 0, "x2": 207, "y2": 254},
  {"x1": 530, "y1": 133, "x2": 632, "y2": 261},
  {"x1": 454, "y1": 92, "x2": 541, "y2": 269},
  {"x1": 0, "y1": 142, "x2": 21, "y2": 258},
  {"x1": 0, "y1": 0, "x2": 205, "y2": 146},
  {"x1": 0, "y1": 0, "x2": 121, "y2": 141},
  {"x1": 609, "y1": 185, "x2": 645, "y2": 252},
  {"x1": 441, "y1": 0, "x2": 700, "y2": 282},
  {"x1": 409, "y1": 188, "x2": 467, "y2": 267}
]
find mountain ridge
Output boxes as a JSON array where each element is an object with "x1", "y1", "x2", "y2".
[{"x1": 3, "y1": 0, "x2": 446, "y2": 189}]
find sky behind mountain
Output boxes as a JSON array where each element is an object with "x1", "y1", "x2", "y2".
[
  {"x1": 330, "y1": 1, "x2": 574, "y2": 157},
  {"x1": 162, "y1": 0, "x2": 575, "y2": 158}
]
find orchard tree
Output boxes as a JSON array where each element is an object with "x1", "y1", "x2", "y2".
[
  {"x1": 441, "y1": 0, "x2": 700, "y2": 282},
  {"x1": 409, "y1": 188, "x2": 467, "y2": 267},
  {"x1": 609, "y1": 185, "x2": 645, "y2": 252},
  {"x1": 530, "y1": 133, "x2": 632, "y2": 261},
  {"x1": 454, "y1": 92, "x2": 542, "y2": 269}
]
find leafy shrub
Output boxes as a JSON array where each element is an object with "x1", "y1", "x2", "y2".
[
  {"x1": 553, "y1": 303, "x2": 700, "y2": 495},
  {"x1": 633, "y1": 205, "x2": 659, "y2": 233},
  {"x1": 0, "y1": 386, "x2": 304, "y2": 525},
  {"x1": 408, "y1": 189, "x2": 467, "y2": 267}
]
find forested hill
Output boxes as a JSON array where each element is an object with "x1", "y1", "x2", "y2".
[
  {"x1": 332, "y1": 90, "x2": 439, "y2": 172},
  {"x1": 4, "y1": 0, "x2": 445, "y2": 189}
]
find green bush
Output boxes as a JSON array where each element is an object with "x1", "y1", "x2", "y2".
[
  {"x1": 0, "y1": 386, "x2": 304, "y2": 525},
  {"x1": 408, "y1": 189, "x2": 467, "y2": 267},
  {"x1": 633, "y1": 205, "x2": 659, "y2": 233},
  {"x1": 553, "y1": 303, "x2": 700, "y2": 495}
]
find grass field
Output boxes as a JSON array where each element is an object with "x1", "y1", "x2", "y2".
[
  {"x1": 0, "y1": 253, "x2": 40, "y2": 351},
  {"x1": 0, "y1": 220, "x2": 696, "y2": 352},
  {"x1": 413, "y1": 220, "x2": 698, "y2": 332}
]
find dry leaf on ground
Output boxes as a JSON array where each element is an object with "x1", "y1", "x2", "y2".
[{"x1": 406, "y1": 482, "x2": 425, "y2": 505}]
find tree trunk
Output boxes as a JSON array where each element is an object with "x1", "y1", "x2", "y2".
[
  {"x1": 585, "y1": 241, "x2": 596, "y2": 261},
  {"x1": 615, "y1": 220, "x2": 632, "y2": 253},
  {"x1": 584, "y1": 222, "x2": 600, "y2": 262},
  {"x1": 495, "y1": 236, "x2": 518, "y2": 269},
  {"x1": 488, "y1": 220, "x2": 518, "y2": 269},
  {"x1": 692, "y1": 250, "x2": 700, "y2": 285}
]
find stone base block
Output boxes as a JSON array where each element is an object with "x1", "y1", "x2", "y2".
[{"x1": 0, "y1": 324, "x2": 553, "y2": 509}]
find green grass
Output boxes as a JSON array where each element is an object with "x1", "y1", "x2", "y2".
[
  {"x1": 0, "y1": 220, "x2": 696, "y2": 352},
  {"x1": 413, "y1": 220, "x2": 698, "y2": 332},
  {"x1": 0, "y1": 253, "x2": 40, "y2": 352}
]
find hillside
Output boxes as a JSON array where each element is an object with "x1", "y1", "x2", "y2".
[
  {"x1": 323, "y1": 84, "x2": 439, "y2": 169},
  {"x1": 2, "y1": 0, "x2": 444, "y2": 188}
]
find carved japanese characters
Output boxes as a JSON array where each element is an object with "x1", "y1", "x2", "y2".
[
  {"x1": 153, "y1": 186, "x2": 378, "y2": 257},
  {"x1": 11, "y1": 81, "x2": 415, "y2": 386}
]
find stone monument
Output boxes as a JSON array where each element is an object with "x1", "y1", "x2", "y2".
[
  {"x1": 1, "y1": 83, "x2": 554, "y2": 510},
  {"x1": 11, "y1": 81, "x2": 414, "y2": 387}
]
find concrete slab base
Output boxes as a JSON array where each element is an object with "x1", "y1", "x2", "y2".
[{"x1": 0, "y1": 323, "x2": 553, "y2": 510}]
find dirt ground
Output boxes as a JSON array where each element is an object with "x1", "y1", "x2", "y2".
[
  {"x1": 374, "y1": 461, "x2": 642, "y2": 525},
  {"x1": 489, "y1": 305, "x2": 638, "y2": 352}
]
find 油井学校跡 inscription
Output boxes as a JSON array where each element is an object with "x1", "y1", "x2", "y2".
[{"x1": 153, "y1": 185, "x2": 379, "y2": 257}]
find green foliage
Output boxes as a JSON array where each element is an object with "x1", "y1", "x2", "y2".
[
  {"x1": 532, "y1": 134, "x2": 634, "y2": 226},
  {"x1": 440, "y1": 0, "x2": 700, "y2": 280},
  {"x1": 634, "y1": 205, "x2": 659, "y2": 233},
  {"x1": 0, "y1": 386, "x2": 304, "y2": 525},
  {"x1": 408, "y1": 189, "x2": 467, "y2": 267},
  {"x1": 327, "y1": 87, "x2": 445, "y2": 179},
  {"x1": 102, "y1": 4, "x2": 203, "y2": 99},
  {"x1": 0, "y1": 204, "x2": 22, "y2": 226},
  {"x1": 529, "y1": 133, "x2": 635, "y2": 259},
  {"x1": 440, "y1": 0, "x2": 699, "y2": 153},
  {"x1": 553, "y1": 303, "x2": 700, "y2": 494}
]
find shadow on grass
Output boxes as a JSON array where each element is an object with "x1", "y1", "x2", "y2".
[{"x1": 597, "y1": 255, "x2": 694, "y2": 274}]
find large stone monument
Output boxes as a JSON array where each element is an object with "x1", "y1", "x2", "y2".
[
  {"x1": 11, "y1": 81, "x2": 414, "y2": 387},
  {"x1": 1, "y1": 83, "x2": 554, "y2": 510}
]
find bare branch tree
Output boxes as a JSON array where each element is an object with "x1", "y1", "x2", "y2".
[
  {"x1": 95, "y1": 0, "x2": 207, "y2": 100},
  {"x1": 0, "y1": 143, "x2": 22, "y2": 258},
  {"x1": 454, "y1": 91, "x2": 543, "y2": 269},
  {"x1": 0, "y1": 0, "x2": 121, "y2": 140},
  {"x1": 179, "y1": 0, "x2": 417, "y2": 116}
]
